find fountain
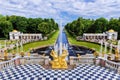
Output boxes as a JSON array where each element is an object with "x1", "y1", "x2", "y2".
[
  {"x1": 59, "y1": 25, "x2": 63, "y2": 55},
  {"x1": 100, "y1": 40, "x2": 103, "y2": 57},
  {"x1": 100, "y1": 41, "x2": 108, "y2": 58},
  {"x1": 117, "y1": 40, "x2": 120, "y2": 53},
  {"x1": 104, "y1": 42, "x2": 107, "y2": 54},
  {"x1": 109, "y1": 43, "x2": 113, "y2": 54},
  {"x1": 16, "y1": 41, "x2": 19, "y2": 55},
  {"x1": 20, "y1": 40, "x2": 23, "y2": 52},
  {"x1": 31, "y1": 21, "x2": 94, "y2": 63},
  {"x1": 54, "y1": 44, "x2": 58, "y2": 54},
  {"x1": 50, "y1": 23, "x2": 69, "y2": 69}
]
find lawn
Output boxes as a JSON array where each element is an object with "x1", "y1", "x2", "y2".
[{"x1": 22, "y1": 31, "x2": 59, "y2": 52}]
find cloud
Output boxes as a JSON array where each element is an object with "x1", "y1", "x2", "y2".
[{"x1": 0, "y1": 0, "x2": 120, "y2": 25}]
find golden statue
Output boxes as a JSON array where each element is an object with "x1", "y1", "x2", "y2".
[
  {"x1": 93, "y1": 51, "x2": 99, "y2": 58},
  {"x1": 4, "y1": 50, "x2": 8, "y2": 61},
  {"x1": 115, "y1": 48, "x2": 119, "y2": 61},
  {"x1": 27, "y1": 52, "x2": 31, "y2": 57},
  {"x1": 20, "y1": 51, "x2": 24, "y2": 57},
  {"x1": 50, "y1": 49, "x2": 68, "y2": 69},
  {"x1": 50, "y1": 50, "x2": 60, "y2": 69},
  {"x1": 12, "y1": 50, "x2": 16, "y2": 58},
  {"x1": 59, "y1": 50, "x2": 68, "y2": 69},
  {"x1": 107, "y1": 53, "x2": 111, "y2": 60}
]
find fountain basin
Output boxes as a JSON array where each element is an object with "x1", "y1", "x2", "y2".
[{"x1": 31, "y1": 45, "x2": 95, "y2": 59}]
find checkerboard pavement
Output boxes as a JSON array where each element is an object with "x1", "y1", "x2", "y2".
[{"x1": 0, "y1": 64, "x2": 120, "y2": 80}]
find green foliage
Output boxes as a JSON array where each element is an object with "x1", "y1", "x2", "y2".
[
  {"x1": 92, "y1": 17, "x2": 108, "y2": 33},
  {"x1": 65, "y1": 17, "x2": 120, "y2": 39},
  {"x1": 0, "y1": 20, "x2": 13, "y2": 38},
  {"x1": 107, "y1": 40, "x2": 118, "y2": 45},
  {"x1": 0, "y1": 14, "x2": 4, "y2": 18},
  {"x1": 0, "y1": 15, "x2": 58, "y2": 39},
  {"x1": 38, "y1": 22, "x2": 50, "y2": 35},
  {"x1": 65, "y1": 17, "x2": 93, "y2": 36}
]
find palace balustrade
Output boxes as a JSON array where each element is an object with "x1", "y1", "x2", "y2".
[
  {"x1": 70, "y1": 56, "x2": 94, "y2": 65},
  {"x1": 0, "y1": 56, "x2": 49, "y2": 71}
]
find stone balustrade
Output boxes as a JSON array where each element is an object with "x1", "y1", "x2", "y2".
[
  {"x1": 0, "y1": 56, "x2": 49, "y2": 71},
  {"x1": 95, "y1": 57, "x2": 120, "y2": 74},
  {"x1": 70, "y1": 56, "x2": 120, "y2": 74},
  {"x1": 0, "y1": 57, "x2": 19, "y2": 71},
  {"x1": 70, "y1": 56, "x2": 94, "y2": 65},
  {"x1": 105, "y1": 60, "x2": 120, "y2": 71}
]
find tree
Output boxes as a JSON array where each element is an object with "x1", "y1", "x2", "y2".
[
  {"x1": 93, "y1": 17, "x2": 108, "y2": 33},
  {"x1": 0, "y1": 21, "x2": 13, "y2": 38},
  {"x1": 109, "y1": 18, "x2": 120, "y2": 39},
  {"x1": 38, "y1": 22, "x2": 50, "y2": 36},
  {"x1": 0, "y1": 15, "x2": 58, "y2": 39},
  {"x1": 16, "y1": 20, "x2": 28, "y2": 32},
  {"x1": 8, "y1": 15, "x2": 28, "y2": 32}
]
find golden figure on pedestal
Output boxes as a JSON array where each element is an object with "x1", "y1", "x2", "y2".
[
  {"x1": 93, "y1": 51, "x2": 99, "y2": 58},
  {"x1": 50, "y1": 49, "x2": 68, "y2": 69},
  {"x1": 4, "y1": 50, "x2": 8, "y2": 61},
  {"x1": 20, "y1": 51, "x2": 24, "y2": 57},
  {"x1": 59, "y1": 50, "x2": 68, "y2": 69},
  {"x1": 50, "y1": 50, "x2": 60, "y2": 69},
  {"x1": 115, "y1": 48, "x2": 119, "y2": 61}
]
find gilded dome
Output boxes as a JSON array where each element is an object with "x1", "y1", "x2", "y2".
[
  {"x1": 108, "y1": 29, "x2": 115, "y2": 32},
  {"x1": 12, "y1": 30, "x2": 18, "y2": 32}
]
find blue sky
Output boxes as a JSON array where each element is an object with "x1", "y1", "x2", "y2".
[{"x1": 0, "y1": 0, "x2": 120, "y2": 25}]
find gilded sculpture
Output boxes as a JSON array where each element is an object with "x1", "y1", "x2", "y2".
[
  {"x1": 50, "y1": 49, "x2": 68, "y2": 69},
  {"x1": 115, "y1": 48, "x2": 119, "y2": 61},
  {"x1": 4, "y1": 50, "x2": 8, "y2": 61}
]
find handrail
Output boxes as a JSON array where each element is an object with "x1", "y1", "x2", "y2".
[
  {"x1": 0, "y1": 56, "x2": 49, "y2": 71},
  {"x1": 70, "y1": 56, "x2": 94, "y2": 65},
  {"x1": 97, "y1": 57, "x2": 120, "y2": 73}
]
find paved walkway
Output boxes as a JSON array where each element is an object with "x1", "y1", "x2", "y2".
[{"x1": 0, "y1": 64, "x2": 120, "y2": 80}]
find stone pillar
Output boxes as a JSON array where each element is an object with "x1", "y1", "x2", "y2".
[
  {"x1": 70, "y1": 56, "x2": 75, "y2": 65},
  {"x1": 45, "y1": 56, "x2": 49, "y2": 65}
]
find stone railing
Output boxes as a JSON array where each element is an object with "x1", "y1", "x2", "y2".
[
  {"x1": 0, "y1": 56, "x2": 49, "y2": 71},
  {"x1": 0, "y1": 57, "x2": 19, "y2": 71},
  {"x1": 69, "y1": 56, "x2": 120, "y2": 74},
  {"x1": 69, "y1": 56, "x2": 94, "y2": 65},
  {"x1": 105, "y1": 60, "x2": 120, "y2": 71},
  {"x1": 19, "y1": 56, "x2": 49, "y2": 65},
  {"x1": 95, "y1": 57, "x2": 120, "y2": 74}
]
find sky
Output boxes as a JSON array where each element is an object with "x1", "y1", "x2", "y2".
[{"x1": 0, "y1": 0, "x2": 120, "y2": 25}]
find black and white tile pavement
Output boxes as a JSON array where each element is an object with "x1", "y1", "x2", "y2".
[{"x1": 0, "y1": 64, "x2": 120, "y2": 80}]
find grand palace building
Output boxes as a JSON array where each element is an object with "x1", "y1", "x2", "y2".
[
  {"x1": 83, "y1": 29, "x2": 118, "y2": 41},
  {"x1": 9, "y1": 30, "x2": 43, "y2": 40}
]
